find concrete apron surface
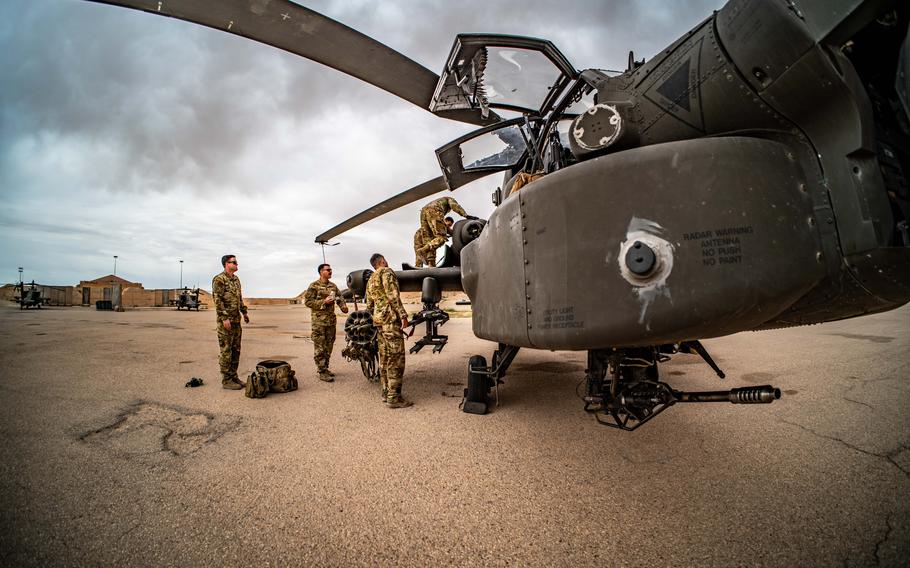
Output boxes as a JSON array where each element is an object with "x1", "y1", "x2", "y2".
[{"x1": 0, "y1": 302, "x2": 908, "y2": 567}]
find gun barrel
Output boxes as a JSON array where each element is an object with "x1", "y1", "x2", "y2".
[{"x1": 675, "y1": 385, "x2": 781, "y2": 404}]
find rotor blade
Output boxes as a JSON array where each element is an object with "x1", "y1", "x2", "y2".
[
  {"x1": 86, "y1": 0, "x2": 496, "y2": 125},
  {"x1": 315, "y1": 176, "x2": 448, "y2": 243}
]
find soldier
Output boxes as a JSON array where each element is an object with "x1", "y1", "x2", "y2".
[
  {"x1": 212, "y1": 254, "x2": 249, "y2": 390},
  {"x1": 303, "y1": 263, "x2": 348, "y2": 381},
  {"x1": 366, "y1": 253, "x2": 412, "y2": 408},
  {"x1": 413, "y1": 227, "x2": 429, "y2": 268},
  {"x1": 417, "y1": 196, "x2": 464, "y2": 267},
  {"x1": 413, "y1": 219, "x2": 451, "y2": 268}
]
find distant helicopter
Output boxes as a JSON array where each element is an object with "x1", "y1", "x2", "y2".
[
  {"x1": 87, "y1": 0, "x2": 909, "y2": 429},
  {"x1": 175, "y1": 287, "x2": 201, "y2": 311},
  {"x1": 14, "y1": 280, "x2": 44, "y2": 310}
]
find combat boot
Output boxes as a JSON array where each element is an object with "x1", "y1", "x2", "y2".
[
  {"x1": 222, "y1": 380, "x2": 242, "y2": 390},
  {"x1": 326, "y1": 370, "x2": 336, "y2": 377},
  {"x1": 317, "y1": 371, "x2": 334, "y2": 382},
  {"x1": 385, "y1": 397, "x2": 413, "y2": 409}
]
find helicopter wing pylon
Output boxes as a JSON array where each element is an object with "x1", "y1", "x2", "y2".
[{"x1": 86, "y1": 0, "x2": 498, "y2": 126}]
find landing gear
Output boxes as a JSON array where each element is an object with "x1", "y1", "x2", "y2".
[
  {"x1": 583, "y1": 344, "x2": 780, "y2": 431},
  {"x1": 462, "y1": 344, "x2": 520, "y2": 415},
  {"x1": 463, "y1": 355, "x2": 492, "y2": 414}
]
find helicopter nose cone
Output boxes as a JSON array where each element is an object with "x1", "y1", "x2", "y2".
[{"x1": 625, "y1": 241, "x2": 657, "y2": 275}]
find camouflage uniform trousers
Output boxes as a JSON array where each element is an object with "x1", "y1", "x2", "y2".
[
  {"x1": 414, "y1": 227, "x2": 439, "y2": 267},
  {"x1": 377, "y1": 323, "x2": 406, "y2": 401},
  {"x1": 311, "y1": 321, "x2": 337, "y2": 373},
  {"x1": 216, "y1": 321, "x2": 242, "y2": 383},
  {"x1": 418, "y1": 207, "x2": 448, "y2": 260},
  {"x1": 413, "y1": 228, "x2": 428, "y2": 268}
]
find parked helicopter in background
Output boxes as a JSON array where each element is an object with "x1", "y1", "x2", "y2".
[
  {"x1": 88, "y1": 0, "x2": 910, "y2": 429},
  {"x1": 174, "y1": 287, "x2": 201, "y2": 311},
  {"x1": 14, "y1": 281, "x2": 44, "y2": 310}
]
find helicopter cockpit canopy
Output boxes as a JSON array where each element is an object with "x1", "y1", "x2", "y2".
[
  {"x1": 430, "y1": 34, "x2": 578, "y2": 119},
  {"x1": 436, "y1": 117, "x2": 536, "y2": 190},
  {"x1": 432, "y1": 36, "x2": 592, "y2": 191}
]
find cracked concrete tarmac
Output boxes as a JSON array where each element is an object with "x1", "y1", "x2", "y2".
[{"x1": 0, "y1": 302, "x2": 907, "y2": 566}]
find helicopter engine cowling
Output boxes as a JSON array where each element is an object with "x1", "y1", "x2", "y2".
[{"x1": 462, "y1": 136, "x2": 830, "y2": 350}]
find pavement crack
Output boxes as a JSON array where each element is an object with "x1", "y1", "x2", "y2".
[
  {"x1": 884, "y1": 444, "x2": 910, "y2": 478},
  {"x1": 842, "y1": 395, "x2": 874, "y2": 410},
  {"x1": 778, "y1": 418, "x2": 910, "y2": 480},
  {"x1": 118, "y1": 521, "x2": 141, "y2": 541},
  {"x1": 80, "y1": 401, "x2": 241, "y2": 460},
  {"x1": 873, "y1": 514, "x2": 894, "y2": 567}
]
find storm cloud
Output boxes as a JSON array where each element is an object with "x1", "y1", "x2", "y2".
[{"x1": 0, "y1": 0, "x2": 723, "y2": 295}]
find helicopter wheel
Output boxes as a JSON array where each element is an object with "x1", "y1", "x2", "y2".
[{"x1": 462, "y1": 355, "x2": 490, "y2": 415}]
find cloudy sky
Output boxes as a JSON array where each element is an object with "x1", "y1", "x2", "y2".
[{"x1": 1, "y1": 0, "x2": 723, "y2": 296}]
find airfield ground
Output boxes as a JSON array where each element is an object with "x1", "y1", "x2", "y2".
[{"x1": 0, "y1": 301, "x2": 908, "y2": 566}]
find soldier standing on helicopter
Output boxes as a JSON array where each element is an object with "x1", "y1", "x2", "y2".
[
  {"x1": 417, "y1": 195, "x2": 465, "y2": 266},
  {"x1": 413, "y1": 226, "x2": 430, "y2": 268}
]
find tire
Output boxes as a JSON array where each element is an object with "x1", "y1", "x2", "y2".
[{"x1": 465, "y1": 355, "x2": 489, "y2": 403}]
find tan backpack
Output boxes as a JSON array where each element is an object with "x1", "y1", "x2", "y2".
[{"x1": 245, "y1": 360, "x2": 298, "y2": 398}]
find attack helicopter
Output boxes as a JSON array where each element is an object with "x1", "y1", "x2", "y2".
[
  {"x1": 13, "y1": 281, "x2": 45, "y2": 310},
  {"x1": 88, "y1": 0, "x2": 910, "y2": 429},
  {"x1": 175, "y1": 287, "x2": 202, "y2": 311}
]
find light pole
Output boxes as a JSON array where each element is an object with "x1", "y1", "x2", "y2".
[
  {"x1": 113, "y1": 255, "x2": 118, "y2": 276},
  {"x1": 179, "y1": 260, "x2": 184, "y2": 288},
  {"x1": 18, "y1": 267, "x2": 23, "y2": 284}
]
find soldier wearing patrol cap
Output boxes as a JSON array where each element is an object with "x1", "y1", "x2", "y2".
[
  {"x1": 304, "y1": 263, "x2": 348, "y2": 381},
  {"x1": 212, "y1": 254, "x2": 249, "y2": 390},
  {"x1": 366, "y1": 253, "x2": 412, "y2": 408}
]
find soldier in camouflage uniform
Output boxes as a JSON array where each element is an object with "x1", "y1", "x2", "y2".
[
  {"x1": 366, "y1": 253, "x2": 412, "y2": 408},
  {"x1": 303, "y1": 263, "x2": 348, "y2": 381},
  {"x1": 413, "y1": 227, "x2": 430, "y2": 268},
  {"x1": 212, "y1": 254, "x2": 250, "y2": 390},
  {"x1": 414, "y1": 216, "x2": 456, "y2": 268},
  {"x1": 417, "y1": 197, "x2": 469, "y2": 265}
]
